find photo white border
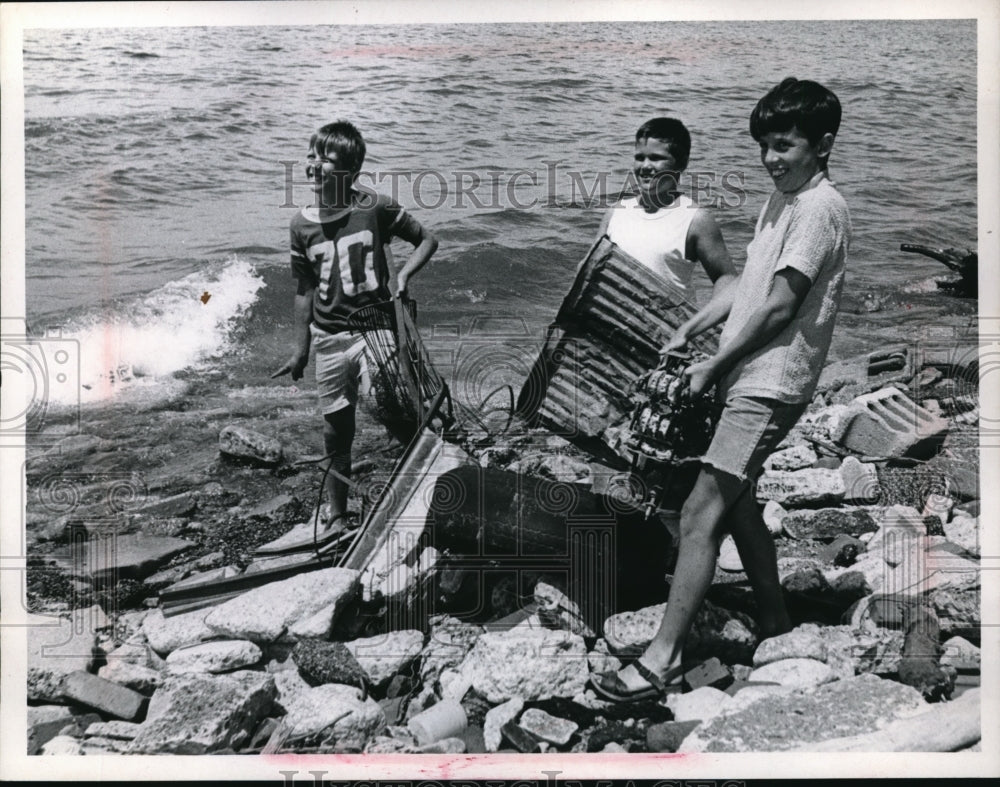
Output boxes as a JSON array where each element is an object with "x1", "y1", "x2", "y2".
[{"x1": 2, "y1": 0, "x2": 997, "y2": 781}]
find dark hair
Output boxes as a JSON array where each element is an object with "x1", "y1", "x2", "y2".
[
  {"x1": 750, "y1": 77, "x2": 842, "y2": 147},
  {"x1": 635, "y1": 117, "x2": 691, "y2": 171},
  {"x1": 310, "y1": 121, "x2": 366, "y2": 173}
]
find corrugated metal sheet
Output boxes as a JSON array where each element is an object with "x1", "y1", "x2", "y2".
[{"x1": 517, "y1": 235, "x2": 720, "y2": 453}]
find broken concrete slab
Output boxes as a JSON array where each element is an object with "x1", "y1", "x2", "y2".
[
  {"x1": 165, "y1": 639, "x2": 262, "y2": 675},
  {"x1": 756, "y1": 468, "x2": 845, "y2": 507},
  {"x1": 141, "y1": 607, "x2": 215, "y2": 657},
  {"x1": 753, "y1": 625, "x2": 828, "y2": 667},
  {"x1": 61, "y1": 670, "x2": 146, "y2": 721},
  {"x1": 684, "y1": 657, "x2": 734, "y2": 691},
  {"x1": 781, "y1": 507, "x2": 880, "y2": 541},
  {"x1": 344, "y1": 629, "x2": 425, "y2": 689},
  {"x1": 84, "y1": 720, "x2": 141, "y2": 741},
  {"x1": 717, "y1": 535, "x2": 743, "y2": 572},
  {"x1": 27, "y1": 706, "x2": 78, "y2": 755},
  {"x1": 203, "y1": 567, "x2": 358, "y2": 643},
  {"x1": 763, "y1": 444, "x2": 818, "y2": 472},
  {"x1": 38, "y1": 735, "x2": 83, "y2": 755},
  {"x1": 832, "y1": 387, "x2": 949, "y2": 459},
  {"x1": 679, "y1": 673, "x2": 927, "y2": 752},
  {"x1": 840, "y1": 457, "x2": 882, "y2": 503},
  {"x1": 456, "y1": 629, "x2": 589, "y2": 704},
  {"x1": 85, "y1": 532, "x2": 194, "y2": 583},
  {"x1": 26, "y1": 611, "x2": 100, "y2": 702},
  {"x1": 218, "y1": 424, "x2": 283, "y2": 465},
  {"x1": 604, "y1": 598, "x2": 758, "y2": 663},
  {"x1": 129, "y1": 671, "x2": 276, "y2": 754},
  {"x1": 281, "y1": 683, "x2": 386, "y2": 742},
  {"x1": 137, "y1": 492, "x2": 197, "y2": 519},
  {"x1": 518, "y1": 707, "x2": 578, "y2": 745},
  {"x1": 748, "y1": 658, "x2": 835, "y2": 689},
  {"x1": 98, "y1": 659, "x2": 163, "y2": 694},
  {"x1": 943, "y1": 513, "x2": 979, "y2": 557},
  {"x1": 665, "y1": 686, "x2": 732, "y2": 723},
  {"x1": 483, "y1": 697, "x2": 524, "y2": 752}
]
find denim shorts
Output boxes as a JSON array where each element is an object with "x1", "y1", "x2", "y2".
[{"x1": 701, "y1": 395, "x2": 809, "y2": 483}]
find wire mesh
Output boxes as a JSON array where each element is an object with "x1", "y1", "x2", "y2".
[{"x1": 348, "y1": 299, "x2": 451, "y2": 443}]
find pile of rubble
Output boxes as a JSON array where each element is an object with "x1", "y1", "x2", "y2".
[{"x1": 25, "y1": 338, "x2": 983, "y2": 755}]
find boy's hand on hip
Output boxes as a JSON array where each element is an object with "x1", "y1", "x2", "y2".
[
  {"x1": 271, "y1": 352, "x2": 308, "y2": 381},
  {"x1": 684, "y1": 358, "x2": 719, "y2": 398}
]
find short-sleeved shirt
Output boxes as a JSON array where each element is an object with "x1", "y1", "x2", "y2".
[
  {"x1": 719, "y1": 174, "x2": 851, "y2": 403},
  {"x1": 290, "y1": 188, "x2": 423, "y2": 334}
]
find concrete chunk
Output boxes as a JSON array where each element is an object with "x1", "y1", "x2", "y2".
[
  {"x1": 165, "y1": 640, "x2": 262, "y2": 674},
  {"x1": 518, "y1": 707, "x2": 578, "y2": 745},
  {"x1": 756, "y1": 468, "x2": 845, "y2": 507},
  {"x1": 129, "y1": 671, "x2": 276, "y2": 754},
  {"x1": 218, "y1": 424, "x2": 283, "y2": 465},
  {"x1": 833, "y1": 387, "x2": 949, "y2": 459},
  {"x1": 61, "y1": 670, "x2": 146, "y2": 721},
  {"x1": 204, "y1": 567, "x2": 359, "y2": 643},
  {"x1": 85, "y1": 533, "x2": 194, "y2": 583}
]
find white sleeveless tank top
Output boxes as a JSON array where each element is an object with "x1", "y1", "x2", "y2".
[{"x1": 606, "y1": 194, "x2": 700, "y2": 300}]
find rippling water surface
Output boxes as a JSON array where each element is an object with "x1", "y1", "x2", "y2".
[{"x1": 21, "y1": 20, "x2": 978, "y2": 400}]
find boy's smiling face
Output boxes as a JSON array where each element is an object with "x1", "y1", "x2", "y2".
[
  {"x1": 307, "y1": 144, "x2": 355, "y2": 207},
  {"x1": 758, "y1": 126, "x2": 833, "y2": 194},
  {"x1": 634, "y1": 136, "x2": 682, "y2": 209}
]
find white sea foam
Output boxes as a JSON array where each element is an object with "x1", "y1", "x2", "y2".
[{"x1": 52, "y1": 257, "x2": 264, "y2": 405}]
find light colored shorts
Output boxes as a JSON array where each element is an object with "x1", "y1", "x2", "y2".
[
  {"x1": 701, "y1": 395, "x2": 809, "y2": 483},
  {"x1": 311, "y1": 324, "x2": 370, "y2": 415}
]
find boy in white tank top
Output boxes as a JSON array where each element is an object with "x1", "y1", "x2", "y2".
[{"x1": 599, "y1": 117, "x2": 735, "y2": 307}]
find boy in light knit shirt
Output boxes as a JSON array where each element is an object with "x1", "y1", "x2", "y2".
[{"x1": 593, "y1": 78, "x2": 851, "y2": 701}]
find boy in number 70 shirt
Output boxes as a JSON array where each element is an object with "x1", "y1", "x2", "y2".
[{"x1": 272, "y1": 121, "x2": 438, "y2": 531}]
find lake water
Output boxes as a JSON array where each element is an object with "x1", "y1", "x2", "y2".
[{"x1": 20, "y1": 19, "x2": 978, "y2": 404}]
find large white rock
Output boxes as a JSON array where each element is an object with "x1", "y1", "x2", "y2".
[
  {"x1": 165, "y1": 640, "x2": 262, "y2": 674},
  {"x1": 665, "y1": 686, "x2": 732, "y2": 722},
  {"x1": 753, "y1": 624, "x2": 827, "y2": 667},
  {"x1": 129, "y1": 671, "x2": 276, "y2": 754},
  {"x1": 281, "y1": 683, "x2": 386, "y2": 743},
  {"x1": 142, "y1": 608, "x2": 215, "y2": 657},
  {"x1": 483, "y1": 697, "x2": 524, "y2": 752},
  {"x1": 456, "y1": 629, "x2": 589, "y2": 703},
  {"x1": 756, "y1": 468, "x2": 845, "y2": 507},
  {"x1": 344, "y1": 630, "x2": 425, "y2": 688},
  {"x1": 749, "y1": 658, "x2": 835, "y2": 689},
  {"x1": 205, "y1": 567, "x2": 359, "y2": 642},
  {"x1": 679, "y1": 673, "x2": 927, "y2": 753}
]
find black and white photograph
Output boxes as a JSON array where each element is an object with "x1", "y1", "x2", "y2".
[{"x1": 1, "y1": 0, "x2": 997, "y2": 781}]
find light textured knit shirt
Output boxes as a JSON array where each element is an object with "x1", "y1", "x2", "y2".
[
  {"x1": 606, "y1": 194, "x2": 700, "y2": 300},
  {"x1": 719, "y1": 174, "x2": 851, "y2": 403}
]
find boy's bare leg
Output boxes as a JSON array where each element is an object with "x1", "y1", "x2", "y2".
[
  {"x1": 612, "y1": 466, "x2": 745, "y2": 690},
  {"x1": 725, "y1": 486, "x2": 792, "y2": 638},
  {"x1": 322, "y1": 406, "x2": 356, "y2": 523}
]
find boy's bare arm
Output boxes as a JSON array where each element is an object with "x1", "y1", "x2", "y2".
[
  {"x1": 685, "y1": 266, "x2": 811, "y2": 395},
  {"x1": 396, "y1": 224, "x2": 439, "y2": 297},
  {"x1": 663, "y1": 211, "x2": 738, "y2": 353},
  {"x1": 271, "y1": 284, "x2": 314, "y2": 380}
]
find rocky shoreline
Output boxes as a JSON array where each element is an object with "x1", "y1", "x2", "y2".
[{"x1": 24, "y1": 334, "x2": 982, "y2": 756}]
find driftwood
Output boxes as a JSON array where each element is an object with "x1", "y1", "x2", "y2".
[{"x1": 796, "y1": 689, "x2": 980, "y2": 752}]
